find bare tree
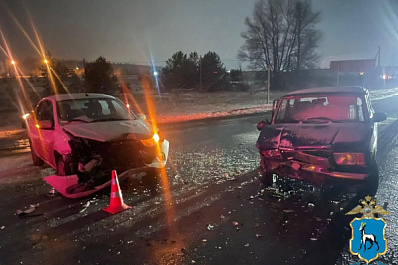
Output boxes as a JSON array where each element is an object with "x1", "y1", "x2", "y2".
[
  {"x1": 239, "y1": 0, "x2": 321, "y2": 85},
  {"x1": 293, "y1": 0, "x2": 321, "y2": 72}
]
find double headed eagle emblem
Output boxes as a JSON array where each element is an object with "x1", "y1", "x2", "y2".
[{"x1": 346, "y1": 196, "x2": 390, "y2": 218}]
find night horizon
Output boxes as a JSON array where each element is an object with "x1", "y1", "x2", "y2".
[{"x1": 0, "y1": 0, "x2": 397, "y2": 69}]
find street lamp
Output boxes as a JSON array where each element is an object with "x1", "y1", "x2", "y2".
[
  {"x1": 11, "y1": 60, "x2": 16, "y2": 65},
  {"x1": 44, "y1": 59, "x2": 48, "y2": 64}
]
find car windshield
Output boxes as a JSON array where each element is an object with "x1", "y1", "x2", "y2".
[
  {"x1": 274, "y1": 94, "x2": 366, "y2": 124},
  {"x1": 57, "y1": 98, "x2": 135, "y2": 123}
]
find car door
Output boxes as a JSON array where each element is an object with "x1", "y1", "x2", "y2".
[{"x1": 33, "y1": 100, "x2": 56, "y2": 165}]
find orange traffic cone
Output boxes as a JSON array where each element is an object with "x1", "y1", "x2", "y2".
[{"x1": 104, "y1": 170, "x2": 131, "y2": 214}]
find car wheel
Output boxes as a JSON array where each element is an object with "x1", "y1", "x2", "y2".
[
  {"x1": 29, "y1": 139, "x2": 44, "y2": 166},
  {"x1": 259, "y1": 171, "x2": 273, "y2": 187},
  {"x1": 56, "y1": 155, "x2": 73, "y2": 176},
  {"x1": 361, "y1": 159, "x2": 379, "y2": 197}
]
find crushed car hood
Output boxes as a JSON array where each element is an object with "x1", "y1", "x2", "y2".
[
  {"x1": 257, "y1": 123, "x2": 371, "y2": 150},
  {"x1": 63, "y1": 120, "x2": 152, "y2": 142}
]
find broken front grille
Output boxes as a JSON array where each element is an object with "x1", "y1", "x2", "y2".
[{"x1": 89, "y1": 139, "x2": 157, "y2": 171}]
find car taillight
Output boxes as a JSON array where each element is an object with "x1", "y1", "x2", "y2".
[
  {"x1": 261, "y1": 149, "x2": 282, "y2": 159},
  {"x1": 334, "y1": 153, "x2": 365, "y2": 166}
]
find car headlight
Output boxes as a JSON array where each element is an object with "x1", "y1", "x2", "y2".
[
  {"x1": 22, "y1": 113, "x2": 30, "y2": 120},
  {"x1": 334, "y1": 153, "x2": 365, "y2": 165},
  {"x1": 140, "y1": 133, "x2": 161, "y2": 147}
]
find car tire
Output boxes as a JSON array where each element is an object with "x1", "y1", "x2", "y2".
[
  {"x1": 56, "y1": 155, "x2": 73, "y2": 176},
  {"x1": 361, "y1": 159, "x2": 379, "y2": 197},
  {"x1": 29, "y1": 139, "x2": 44, "y2": 166},
  {"x1": 259, "y1": 171, "x2": 273, "y2": 187}
]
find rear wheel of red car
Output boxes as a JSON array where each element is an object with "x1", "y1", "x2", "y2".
[
  {"x1": 260, "y1": 172, "x2": 274, "y2": 187},
  {"x1": 29, "y1": 139, "x2": 44, "y2": 166}
]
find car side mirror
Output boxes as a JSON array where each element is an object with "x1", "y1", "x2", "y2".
[
  {"x1": 257, "y1": 119, "x2": 270, "y2": 131},
  {"x1": 37, "y1": 120, "x2": 53, "y2": 130},
  {"x1": 373, "y1": 112, "x2": 387, "y2": 122},
  {"x1": 137, "y1": 113, "x2": 146, "y2": 121}
]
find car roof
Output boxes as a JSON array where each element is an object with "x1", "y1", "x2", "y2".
[
  {"x1": 282, "y1": 86, "x2": 368, "y2": 97},
  {"x1": 46, "y1": 93, "x2": 116, "y2": 102}
]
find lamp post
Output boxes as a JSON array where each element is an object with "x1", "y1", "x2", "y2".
[
  {"x1": 267, "y1": 64, "x2": 271, "y2": 104},
  {"x1": 8, "y1": 60, "x2": 16, "y2": 77}
]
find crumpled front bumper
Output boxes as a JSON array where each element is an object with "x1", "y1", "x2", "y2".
[
  {"x1": 143, "y1": 140, "x2": 170, "y2": 169},
  {"x1": 260, "y1": 155, "x2": 369, "y2": 185}
]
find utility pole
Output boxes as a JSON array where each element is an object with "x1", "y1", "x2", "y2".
[
  {"x1": 199, "y1": 57, "x2": 202, "y2": 89},
  {"x1": 267, "y1": 65, "x2": 271, "y2": 104}
]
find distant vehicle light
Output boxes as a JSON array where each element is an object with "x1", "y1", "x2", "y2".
[
  {"x1": 359, "y1": 72, "x2": 364, "y2": 76},
  {"x1": 22, "y1": 113, "x2": 30, "y2": 120},
  {"x1": 153, "y1": 71, "x2": 158, "y2": 76},
  {"x1": 35, "y1": 124, "x2": 40, "y2": 129},
  {"x1": 380, "y1": 74, "x2": 391, "y2": 80}
]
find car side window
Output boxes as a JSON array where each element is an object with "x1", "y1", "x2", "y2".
[
  {"x1": 276, "y1": 99, "x2": 288, "y2": 121},
  {"x1": 36, "y1": 101, "x2": 54, "y2": 124}
]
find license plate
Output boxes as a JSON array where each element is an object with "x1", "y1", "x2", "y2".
[{"x1": 291, "y1": 162, "x2": 301, "y2": 171}]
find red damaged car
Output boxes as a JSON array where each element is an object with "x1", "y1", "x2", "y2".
[
  {"x1": 256, "y1": 86, "x2": 386, "y2": 195},
  {"x1": 25, "y1": 93, "x2": 169, "y2": 186}
]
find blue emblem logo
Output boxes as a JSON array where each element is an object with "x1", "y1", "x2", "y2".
[
  {"x1": 350, "y1": 218, "x2": 387, "y2": 263},
  {"x1": 346, "y1": 196, "x2": 389, "y2": 264}
]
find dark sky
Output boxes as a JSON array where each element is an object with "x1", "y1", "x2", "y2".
[{"x1": 0, "y1": 0, "x2": 397, "y2": 69}]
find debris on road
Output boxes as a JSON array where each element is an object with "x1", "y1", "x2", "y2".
[
  {"x1": 310, "y1": 237, "x2": 318, "y2": 241},
  {"x1": 46, "y1": 188, "x2": 56, "y2": 197},
  {"x1": 207, "y1": 224, "x2": 215, "y2": 231},
  {"x1": 244, "y1": 243, "x2": 250, "y2": 247},
  {"x1": 0, "y1": 226, "x2": 5, "y2": 230},
  {"x1": 255, "y1": 234, "x2": 262, "y2": 238},
  {"x1": 308, "y1": 203, "x2": 315, "y2": 208},
  {"x1": 16, "y1": 204, "x2": 39, "y2": 215},
  {"x1": 79, "y1": 201, "x2": 91, "y2": 213},
  {"x1": 232, "y1": 221, "x2": 239, "y2": 226}
]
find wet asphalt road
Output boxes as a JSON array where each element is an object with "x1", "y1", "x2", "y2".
[{"x1": 0, "y1": 96, "x2": 398, "y2": 264}]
